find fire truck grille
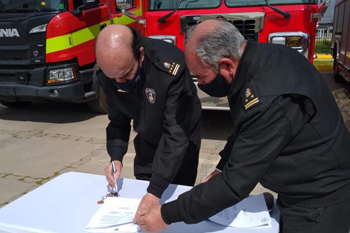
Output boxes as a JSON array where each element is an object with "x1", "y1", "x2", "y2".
[
  {"x1": 0, "y1": 86, "x2": 15, "y2": 96},
  {"x1": 181, "y1": 14, "x2": 264, "y2": 43},
  {"x1": 0, "y1": 74, "x2": 17, "y2": 84},
  {"x1": 0, "y1": 50, "x2": 30, "y2": 61},
  {"x1": 27, "y1": 33, "x2": 46, "y2": 44},
  {"x1": 230, "y1": 20, "x2": 257, "y2": 41}
]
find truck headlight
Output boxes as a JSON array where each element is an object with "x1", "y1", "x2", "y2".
[
  {"x1": 47, "y1": 67, "x2": 77, "y2": 84},
  {"x1": 268, "y1": 32, "x2": 310, "y2": 57},
  {"x1": 29, "y1": 24, "x2": 47, "y2": 34},
  {"x1": 148, "y1": 35, "x2": 176, "y2": 44}
]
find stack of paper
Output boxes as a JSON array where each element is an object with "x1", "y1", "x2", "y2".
[
  {"x1": 86, "y1": 194, "x2": 272, "y2": 232},
  {"x1": 85, "y1": 197, "x2": 141, "y2": 232},
  {"x1": 209, "y1": 194, "x2": 271, "y2": 228}
]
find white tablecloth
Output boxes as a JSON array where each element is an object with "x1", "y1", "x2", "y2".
[{"x1": 0, "y1": 172, "x2": 280, "y2": 233}]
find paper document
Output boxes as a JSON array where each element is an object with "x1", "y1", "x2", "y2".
[
  {"x1": 209, "y1": 194, "x2": 271, "y2": 228},
  {"x1": 85, "y1": 197, "x2": 141, "y2": 232}
]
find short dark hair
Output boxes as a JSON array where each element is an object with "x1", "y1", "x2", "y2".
[{"x1": 129, "y1": 27, "x2": 142, "y2": 60}]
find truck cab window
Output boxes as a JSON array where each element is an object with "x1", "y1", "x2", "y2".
[
  {"x1": 73, "y1": 0, "x2": 100, "y2": 10},
  {"x1": 149, "y1": 0, "x2": 221, "y2": 10},
  {"x1": 0, "y1": 0, "x2": 65, "y2": 11}
]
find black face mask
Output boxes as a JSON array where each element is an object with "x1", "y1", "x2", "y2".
[
  {"x1": 112, "y1": 64, "x2": 142, "y2": 92},
  {"x1": 198, "y1": 72, "x2": 231, "y2": 97}
]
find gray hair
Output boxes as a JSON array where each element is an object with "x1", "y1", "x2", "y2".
[{"x1": 186, "y1": 20, "x2": 246, "y2": 72}]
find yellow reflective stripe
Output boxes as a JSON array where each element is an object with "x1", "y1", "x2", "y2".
[
  {"x1": 113, "y1": 1, "x2": 143, "y2": 25},
  {"x1": 46, "y1": 34, "x2": 72, "y2": 54},
  {"x1": 46, "y1": 20, "x2": 111, "y2": 54},
  {"x1": 72, "y1": 20, "x2": 111, "y2": 46},
  {"x1": 113, "y1": 15, "x2": 135, "y2": 25}
]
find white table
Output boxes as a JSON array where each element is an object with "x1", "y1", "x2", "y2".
[{"x1": 0, "y1": 172, "x2": 280, "y2": 233}]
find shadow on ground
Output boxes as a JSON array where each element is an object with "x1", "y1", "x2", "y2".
[{"x1": 0, "y1": 101, "x2": 102, "y2": 123}]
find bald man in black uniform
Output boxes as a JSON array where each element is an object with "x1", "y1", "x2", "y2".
[{"x1": 95, "y1": 25, "x2": 201, "y2": 218}]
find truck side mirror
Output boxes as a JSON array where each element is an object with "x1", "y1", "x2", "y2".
[
  {"x1": 71, "y1": 5, "x2": 84, "y2": 16},
  {"x1": 122, "y1": 9, "x2": 146, "y2": 26},
  {"x1": 318, "y1": 0, "x2": 330, "y2": 14},
  {"x1": 71, "y1": 0, "x2": 98, "y2": 16},
  {"x1": 312, "y1": 0, "x2": 330, "y2": 20}
]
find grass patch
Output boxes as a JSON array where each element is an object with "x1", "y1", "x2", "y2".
[{"x1": 315, "y1": 40, "x2": 332, "y2": 54}]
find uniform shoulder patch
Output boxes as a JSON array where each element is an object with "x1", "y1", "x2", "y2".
[
  {"x1": 153, "y1": 59, "x2": 184, "y2": 77},
  {"x1": 242, "y1": 82, "x2": 261, "y2": 111}
]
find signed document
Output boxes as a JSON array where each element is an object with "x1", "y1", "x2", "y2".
[
  {"x1": 85, "y1": 197, "x2": 141, "y2": 232},
  {"x1": 209, "y1": 194, "x2": 271, "y2": 228}
]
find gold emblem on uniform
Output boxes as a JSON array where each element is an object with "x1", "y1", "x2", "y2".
[
  {"x1": 245, "y1": 88, "x2": 252, "y2": 98},
  {"x1": 169, "y1": 63, "x2": 175, "y2": 73},
  {"x1": 245, "y1": 98, "x2": 259, "y2": 110},
  {"x1": 172, "y1": 63, "x2": 180, "y2": 76},
  {"x1": 244, "y1": 87, "x2": 259, "y2": 110},
  {"x1": 164, "y1": 62, "x2": 171, "y2": 69},
  {"x1": 166, "y1": 62, "x2": 180, "y2": 76}
]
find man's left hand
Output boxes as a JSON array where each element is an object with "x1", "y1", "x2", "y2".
[
  {"x1": 133, "y1": 192, "x2": 159, "y2": 223},
  {"x1": 134, "y1": 204, "x2": 168, "y2": 233}
]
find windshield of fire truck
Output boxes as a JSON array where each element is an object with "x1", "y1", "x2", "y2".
[
  {"x1": 149, "y1": 0, "x2": 221, "y2": 10},
  {"x1": 0, "y1": 0, "x2": 64, "y2": 11},
  {"x1": 225, "y1": 0, "x2": 317, "y2": 7}
]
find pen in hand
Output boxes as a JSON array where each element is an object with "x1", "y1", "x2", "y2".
[{"x1": 111, "y1": 162, "x2": 119, "y2": 196}]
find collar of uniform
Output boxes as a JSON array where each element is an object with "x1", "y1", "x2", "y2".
[
  {"x1": 141, "y1": 37, "x2": 157, "y2": 61},
  {"x1": 228, "y1": 40, "x2": 257, "y2": 99}
]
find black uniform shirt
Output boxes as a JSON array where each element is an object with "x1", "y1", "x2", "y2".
[
  {"x1": 97, "y1": 37, "x2": 201, "y2": 198},
  {"x1": 161, "y1": 41, "x2": 350, "y2": 224}
]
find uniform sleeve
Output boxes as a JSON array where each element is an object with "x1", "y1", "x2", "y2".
[
  {"x1": 161, "y1": 95, "x2": 313, "y2": 224},
  {"x1": 216, "y1": 134, "x2": 234, "y2": 170},
  {"x1": 106, "y1": 100, "x2": 131, "y2": 162},
  {"x1": 147, "y1": 69, "x2": 195, "y2": 198},
  {"x1": 98, "y1": 73, "x2": 131, "y2": 163}
]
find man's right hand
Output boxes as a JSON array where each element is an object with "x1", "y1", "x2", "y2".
[
  {"x1": 104, "y1": 161, "x2": 123, "y2": 190},
  {"x1": 205, "y1": 169, "x2": 221, "y2": 182}
]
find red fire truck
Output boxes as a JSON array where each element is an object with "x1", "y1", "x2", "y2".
[
  {"x1": 332, "y1": 0, "x2": 350, "y2": 83},
  {"x1": 0, "y1": 0, "x2": 328, "y2": 112},
  {"x1": 120, "y1": 0, "x2": 328, "y2": 110},
  {"x1": 0, "y1": 0, "x2": 114, "y2": 112}
]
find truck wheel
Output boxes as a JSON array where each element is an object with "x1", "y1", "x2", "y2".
[
  {"x1": 0, "y1": 100, "x2": 32, "y2": 108},
  {"x1": 88, "y1": 86, "x2": 108, "y2": 114}
]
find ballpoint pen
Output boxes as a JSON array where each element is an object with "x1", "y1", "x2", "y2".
[
  {"x1": 97, "y1": 162, "x2": 119, "y2": 203},
  {"x1": 111, "y1": 161, "x2": 119, "y2": 197}
]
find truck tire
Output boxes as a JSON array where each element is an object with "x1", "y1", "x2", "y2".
[
  {"x1": 88, "y1": 86, "x2": 108, "y2": 114},
  {"x1": 0, "y1": 100, "x2": 32, "y2": 108}
]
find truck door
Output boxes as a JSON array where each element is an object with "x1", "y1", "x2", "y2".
[
  {"x1": 343, "y1": 0, "x2": 350, "y2": 70},
  {"x1": 338, "y1": 0, "x2": 349, "y2": 67},
  {"x1": 49, "y1": 0, "x2": 111, "y2": 66}
]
